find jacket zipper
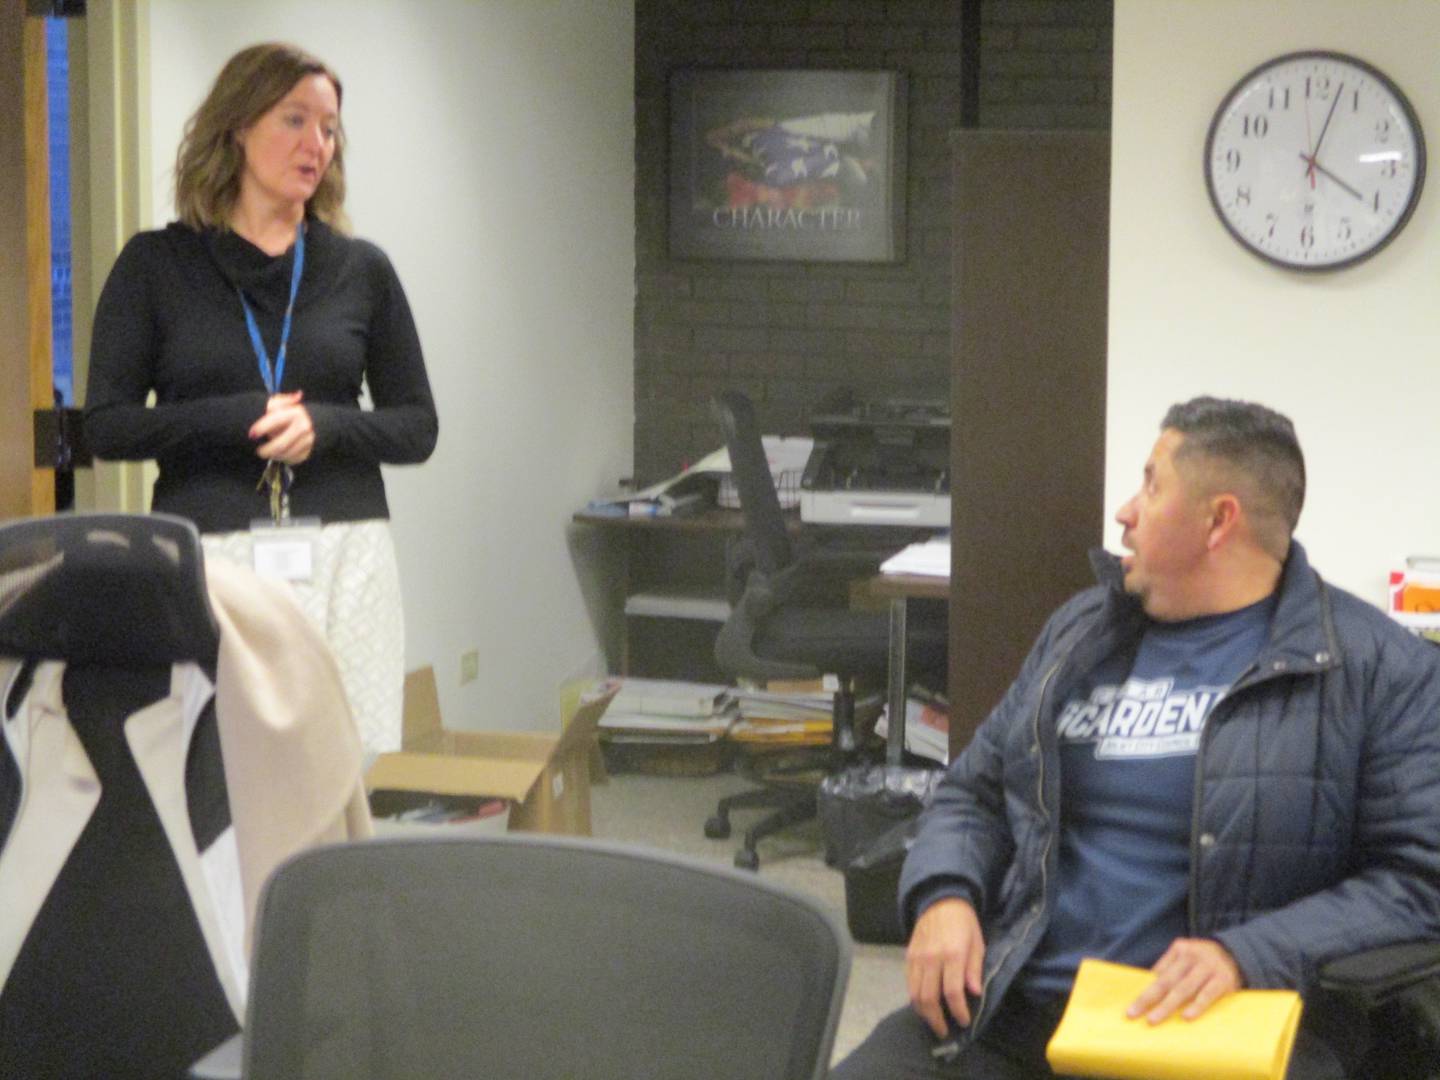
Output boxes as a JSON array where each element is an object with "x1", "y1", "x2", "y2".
[{"x1": 972, "y1": 658, "x2": 1062, "y2": 1031}]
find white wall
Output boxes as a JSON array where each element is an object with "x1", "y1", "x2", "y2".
[
  {"x1": 1108, "y1": 0, "x2": 1440, "y2": 606},
  {"x1": 143, "y1": 1, "x2": 635, "y2": 730}
]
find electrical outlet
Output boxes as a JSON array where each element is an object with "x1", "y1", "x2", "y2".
[{"x1": 460, "y1": 649, "x2": 480, "y2": 685}]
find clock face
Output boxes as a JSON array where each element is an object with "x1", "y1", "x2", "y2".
[{"x1": 1205, "y1": 51, "x2": 1426, "y2": 271}]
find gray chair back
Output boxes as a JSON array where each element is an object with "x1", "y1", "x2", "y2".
[
  {"x1": 714, "y1": 390, "x2": 795, "y2": 577},
  {"x1": 236, "y1": 834, "x2": 851, "y2": 1080}
]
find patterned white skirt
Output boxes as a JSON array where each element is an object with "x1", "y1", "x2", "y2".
[{"x1": 201, "y1": 520, "x2": 404, "y2": 762}]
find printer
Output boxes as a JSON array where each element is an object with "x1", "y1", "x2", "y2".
[{"x1": 799, "y1": 396, "x2": 950, "y2": 527}]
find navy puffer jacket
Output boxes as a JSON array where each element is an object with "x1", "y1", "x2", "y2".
[{"x1": 899, "y1": 541, "x2": 1440, "y2": 1033}]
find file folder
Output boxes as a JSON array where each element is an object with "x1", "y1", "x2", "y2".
[{"x1": 1045, "y1": 959, "x2": 1303, "y2": 1080}]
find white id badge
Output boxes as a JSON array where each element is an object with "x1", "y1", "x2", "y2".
[{"x1": 249, "y1": 517, "x2": 321, "y2": 582}]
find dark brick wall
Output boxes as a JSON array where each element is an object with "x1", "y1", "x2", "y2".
[
  {"x1": 632, "y1": 0, "x2": 1111, "y2": 484},
  {"x1": 980, "y1": 0, "x2": 1112, "y2": 128}
]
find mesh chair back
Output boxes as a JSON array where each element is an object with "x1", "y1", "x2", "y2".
[
  {"x1": 713, "y1": 391, "x2": 794, "y2": 576},
  {"x1": 242, "y1": 835, "x2": 850, "y2": 1080},
  {"x1": 0, "y1": 512, "x2": 218, "y2": 667}
]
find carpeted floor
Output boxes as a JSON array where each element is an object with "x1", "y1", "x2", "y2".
[{"x1": 588, "y1": 768, "x2": 907, "y2": 1065}]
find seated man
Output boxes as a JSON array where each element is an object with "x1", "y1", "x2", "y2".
[{"x1": 832, "y1": 397, "x2": 1440, "y2": 1079}]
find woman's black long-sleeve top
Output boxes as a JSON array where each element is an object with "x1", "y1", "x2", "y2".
[{"x1": 84, "y1": 220, "x2": 438, "y2": 534}]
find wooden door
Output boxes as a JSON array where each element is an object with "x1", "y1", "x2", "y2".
[
  {"x1": 948, "y1": 130, "x2": 1110, "y2": 756},
  {"x1": 0, "y1": 0, "x2": 54, "y2": 519}
]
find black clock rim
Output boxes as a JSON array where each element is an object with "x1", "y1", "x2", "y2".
[{"x1": 1202, "y1": 48, "x2": 1428, "y2": 273}]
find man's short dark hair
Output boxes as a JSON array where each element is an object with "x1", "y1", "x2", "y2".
[{"x1": 1162, "y1": 397, "x2": 1306, "y2": 559}]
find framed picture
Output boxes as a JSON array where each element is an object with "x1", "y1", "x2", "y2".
[{"x1": 668, "y1": 69, "x2": 907, "y2": 263}]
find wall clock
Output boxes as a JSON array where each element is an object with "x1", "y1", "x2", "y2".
[{"x1": 1204, "y1": 50, "x2": 1426, "y2": 271}]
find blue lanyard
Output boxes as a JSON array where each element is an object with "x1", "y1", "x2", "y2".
[{"x1": 238, "y1": 222, "x2": 305, "y2": 395}]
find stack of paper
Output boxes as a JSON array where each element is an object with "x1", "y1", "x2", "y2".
[
  {"x1": 714, "y1": 436, "x2": 815, "y2": 510},
  {"x1": 880, "y1": 535, "x2": 951, "y2": 577},
  {"x1": 586, "y1": 468, "x2": 719, "y2": 518},
  {"x1": 587, "y1": 436, "x2": 813, "y2": 517},
  {"x1": 874, "y1": 697, "x2": 950, "y2": 764},
  {"x1": 599, "y1": 678, "x2": 735, "y2": 743},
  {"x1": 727, "y1": 686, "x2": 834, "y2": 745},
  {"x1": 1045, "y1": 959, "x2": 1304, "y2": 1080},
  {"x1": 372, "y1": 797, "x2": 511, "y2": 837}
]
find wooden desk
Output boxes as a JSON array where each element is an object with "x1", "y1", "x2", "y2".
[
  {"x1": 571, "y1": 507, "x2": 751, "y2": 533},
  {"x1": 869, "y1": 572, "x2": 950, "y2": 765}
]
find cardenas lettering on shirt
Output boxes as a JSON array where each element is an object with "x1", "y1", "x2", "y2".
[{"x1": 1054, "y1": 678, "x2": 1226, "y2": 759}]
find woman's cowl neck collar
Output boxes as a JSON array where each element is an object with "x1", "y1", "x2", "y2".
[{"x1": 200, "y1": 221, "x2": 320, "y2": 311}]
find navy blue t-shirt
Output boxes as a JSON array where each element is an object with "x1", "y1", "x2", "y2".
[{"x1": 1020, "y1": 594, "x2": 1276, "y2": 997}]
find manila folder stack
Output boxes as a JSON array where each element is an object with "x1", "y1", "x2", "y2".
[{"x1": 1045, "y1": 959, "x2": 1303, "y2": 1080}]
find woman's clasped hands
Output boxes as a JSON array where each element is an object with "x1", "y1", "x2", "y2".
[{"x1": 250, "y1": 391, "x2": 314, "y2": 465}]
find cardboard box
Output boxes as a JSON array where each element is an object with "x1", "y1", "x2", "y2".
[{"x1": 365, "y1": 667, "x2": 613, "y2": 836}]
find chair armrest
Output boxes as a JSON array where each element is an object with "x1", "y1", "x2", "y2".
[
  {"x1": 189, "y1": 1032, "x2": 244, "y2": 1080},
  {"x1": 776, "y1": 541, "x2": 896, "y2": 609},
  {"x1": 1317, "y1": 940, "x2": 1440, "y2": 1009},
  {"x1": 715, "y1": 540, "x2": 893, "y2": 681},
  {"x1": 715, "y1": 571, "x2": 817, "y2": 681},
  {"x1": 791, "y1": 546, "x2": 888, "y2": 582}
]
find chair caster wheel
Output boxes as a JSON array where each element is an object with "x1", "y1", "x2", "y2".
[
  {"x1": 704, "y1": 815, "x2": 730, "y2": 840},
  {"x1": 734, "y1": 847, "x2": 760, "y2": 872}
]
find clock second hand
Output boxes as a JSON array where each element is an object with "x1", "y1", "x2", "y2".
[{"x1": 1296, "y1": 152, "x2": 1365, "y2": 201}]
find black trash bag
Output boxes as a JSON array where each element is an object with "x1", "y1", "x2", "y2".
[
  {"x1": 844, "y1": 815, "x2": 926, "y2": 945},
  {"x1": 817, "y1": 763, "x2": 943, "y2": 869}
]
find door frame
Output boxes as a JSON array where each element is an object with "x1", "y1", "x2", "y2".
[
  {"x1": 0, "y1": 1, "x2": 52, "y2": 519},
  {"x1": 71, "y1": 0, "x2": 150, "y2": 513}
]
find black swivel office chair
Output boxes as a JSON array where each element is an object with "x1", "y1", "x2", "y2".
[
  {"x1": 704, "y1": 390, "x2": 944, "y2": 870},
  {"x1": 1318, "y1": 940, "x2": 1440, "y2": 1078},
  {"x1": 191, "y1": 834, "x2": 851, "y2": 1080}
]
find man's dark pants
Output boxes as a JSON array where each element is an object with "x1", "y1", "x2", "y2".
[{"x1": 830, "y1": 992, "x2": 1352, "y2": 1079}]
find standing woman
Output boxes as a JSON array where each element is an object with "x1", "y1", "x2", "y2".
[{"x1": 85, "y1": 43, "x2": 438, "y2": 760}]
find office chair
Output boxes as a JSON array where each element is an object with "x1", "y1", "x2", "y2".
[
  {"x1": 705, "y1": 390, "x2": 944, "y2": 870},
  {"x1": 190, "y1": 834, "x2": 851, "y2": 1080},
  {"x1": 0, "y1": 513, "x2": 367, "y2": 1080},
  {"x1": 1318, "y1": 941, "x2": 1440, "y2": 1079},
  {"x1": 0, "y1": 513, "x2": 239, "y2": 1078}
]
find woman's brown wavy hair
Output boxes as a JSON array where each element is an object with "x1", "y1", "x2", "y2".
[{"x1": 174, "y1": 42, "x2": 349, "y2": 232}]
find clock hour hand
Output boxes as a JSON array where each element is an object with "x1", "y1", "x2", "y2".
[{"x1": 1296, "y1": 153, "x2": 1364, "y2": 201}]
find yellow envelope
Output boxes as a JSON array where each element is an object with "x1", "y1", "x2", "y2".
[{"x1": 1045, "y1": 959, "x2": 1303, "y2": 1080}]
